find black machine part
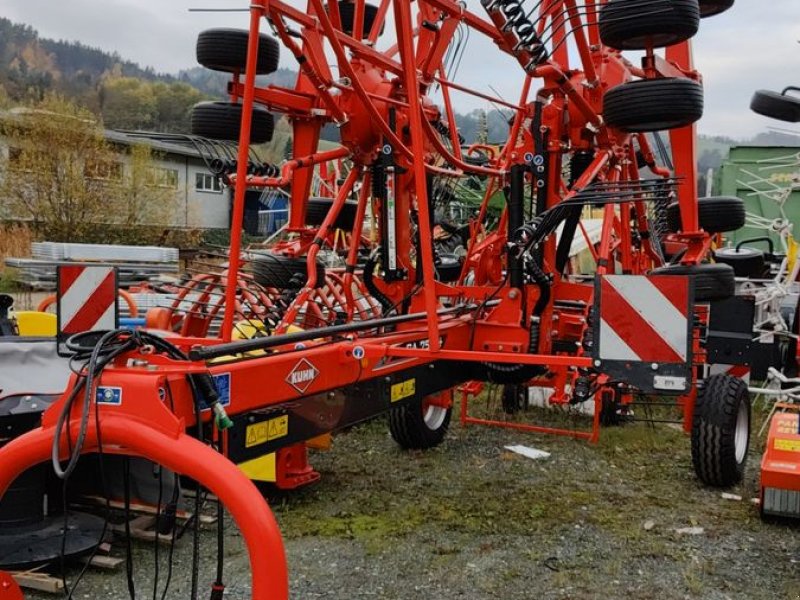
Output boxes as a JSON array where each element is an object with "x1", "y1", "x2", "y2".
[
  {"x1": 705, "y1": 296, "x2": 755, "y2": 369},
  {"x1": 0, "y1": 393, "x2": 105, "y2": 569},
  {"x1": 0, "y1": 511, "x2": 106, "y2": 570},
  {"x1": 0, "y1": 294, "x2": 18, "y2": 337}
]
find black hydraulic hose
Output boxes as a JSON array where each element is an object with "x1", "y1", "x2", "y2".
[
  {"x1": 363, "y1": 251, "x2": 395, "y2": 315},
  {"x1": 508, "y1": 164, "x2": 526, "y2": 290},
  {"x1": 123, "y1": 457, "x2": 136, "y2": 600},
  {"x1": 528, "y1": 253, "x2": 551, "y2": 317},
  {"x1": 190, "y1": 304, "x2": 472, "y2": 361}
]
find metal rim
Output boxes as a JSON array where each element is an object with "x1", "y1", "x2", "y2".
[
  {"x1": 734, "y1": 398, "x2": 749, "y2": 464},
  {"x1": 423, "y1": 404, "x2": 447, "y2": 430}
]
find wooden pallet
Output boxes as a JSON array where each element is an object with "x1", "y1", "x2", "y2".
[
  {"x1": 77, "y1": 495, "x2": 218, "y2": 525},
  {"x1": 10, "y1": 545, "x2": 122, "y2": 594},
  {"x1": 10, "y1": 568, "x2": 63, "y2": 594},
  {"x1": 9, "y1": 499, "x2": 217, "y2": 593},
  {"x1": 109, "y1": 515, "x2": 177, "y2": 544}
]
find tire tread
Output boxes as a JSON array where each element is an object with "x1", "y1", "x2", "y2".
[
  {"x1": 388, "y1": 398, "x2": 451, "y2": 450},
  {"x1": 691, "y1": 374, "x2": 750, "y2": 487}
]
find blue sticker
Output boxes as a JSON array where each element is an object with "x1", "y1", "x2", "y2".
[
  {"x1": 96, "y1": 387, "x2": 122, "y2": 406},
  {"x1": 199, "y1": 373, "x2": 231, "y2": 411},
  {"x1": 213, "y1": 373, "x2": 231, "y2": 407}
]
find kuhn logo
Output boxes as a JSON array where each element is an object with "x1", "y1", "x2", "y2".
[{"x1": 286, "y1": 359, "x2": 319, "y2": 394}]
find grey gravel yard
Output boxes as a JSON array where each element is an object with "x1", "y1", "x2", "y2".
[{"x1": 23, "y1": 401, "x2": 800, "y2": 599}]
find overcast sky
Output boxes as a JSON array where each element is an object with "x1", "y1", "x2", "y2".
[{"x1": 3, "y1": 0, "x2": 800, "y2": 139}]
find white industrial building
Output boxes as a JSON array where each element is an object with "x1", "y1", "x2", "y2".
[
  {"x1": 103, "y1": 130, "x2": 231, "y2": 230},
  {"x1": 0, "y1": 110, "x2": 232, "y2": 230}
]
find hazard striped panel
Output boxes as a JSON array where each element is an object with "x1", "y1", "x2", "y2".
[
  {"x1": 708, "y1": 363, "x2": 751, "y2": 385},
  {"x1": 57, "y1": 265, "x2": 118, "y2": 337},
  {"x1": 597, "y1": 275, "x2": 690, "y2": 364}
]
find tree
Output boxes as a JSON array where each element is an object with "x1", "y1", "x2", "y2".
[
  {"x1": 0, "y1": 84, "x2": 10, "y2": 109},
  {"x1": 477, "y1": 109, "x2": 488, "y2": 144},
  {"x1": 100, "y1": 76, "x2": 157, "y2": 130},
  {"x1": 1, "y1": 95, "x2": 114, "y2": 240},
  {"x1": 283, "y1": 135, "x2": 293, "y2": 160},
  {"x1": 0, "y1": 94, "x2": 181, "y2": 242},
  {"x1": 150, "y1": 81, "x2": 205, "y2": 132},
  {"x1": 115, "y1": 143, "x2": 177, "y2": 227}
]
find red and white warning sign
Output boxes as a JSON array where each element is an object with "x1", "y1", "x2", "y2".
[
  {"x1": 597, "y1": 275, "x2": 690, "y2": 364},
  {"x1": 708, "y1": 363, "x2": 751, "y2": 385},
  {"x1": 57, "y1": 265, "x2": 118, "y2": 337}
]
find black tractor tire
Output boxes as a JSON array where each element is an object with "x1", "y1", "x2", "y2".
[
  {"x1": 196, "y1": 29, "x2": 280, "y2": 74},
  {"x1": 698, "y1": 0, "x2": 734, "y2": 17},
  {"x1": 651, "y1": 262, "x2": 735, "y2": 301},
  {"x1": 389, "y1": 396, "x2": 451, "y2": 449},
  {"x1": 603, "y1": 78, "x2": 704, "y2": 133},
  {"x1": 599, "y1": 0, "x2": 700, "y2": 50},
  {"x1": 463, "y1": 148, "x2": 491, "y2": 167},
  {"x1": 336, "y1": 1, "x2": 384, "y2": 37},
  {"x1": 250, "y1": 252, "x2": 326, "y2": 289},
  {"x1": 713, "y1": 247, "x2": 766, "y2": 278},
  {"x1": 435, "y1": 254, "x2": 462, "y2": 283},
  {"x1": 691, "y1": 374, "x2": 750, "y2": 487},
  {"x1": 501, "y1": 384, "x2": 528, "y2": 415},
  {"x1": 191, "y1": 102, "x2": 275, "y2": 144},
  {"x1": 304, "y1": 197, "x2": 359, "y2": 230},
  {"x1": 751, "y1": 90, "x2": 800, "y2": 123},
  {"x1": 666, "y1": 196, "x2": 745, "y2": 234}
]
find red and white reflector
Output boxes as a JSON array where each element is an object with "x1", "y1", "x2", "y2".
[
  {"x1": 57, "y1": 265, "x2": 118, "y2": 338},
  {"x1": 708, "y1": 363, "x2": 751, "y2": 385},
  {"x1": 598, "y1": 275, "x2": 690, "y2": 364}
]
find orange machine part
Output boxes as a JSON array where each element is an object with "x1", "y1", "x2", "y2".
[{"x1": 760, "y1": 409, "x2": 800, "y2": 518}]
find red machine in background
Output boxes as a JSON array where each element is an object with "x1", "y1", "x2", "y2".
[{"x1": 0, "y1": 0, "x2": 750, "y2": 597}]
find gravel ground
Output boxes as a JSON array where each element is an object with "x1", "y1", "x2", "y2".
[{"x1": 22, "y1": 400, "x2": 800, "y2": 599}]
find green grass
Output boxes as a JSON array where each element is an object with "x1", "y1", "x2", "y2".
[{"x1": 0, "y1": 268, "x2": 19, "y2": 293}]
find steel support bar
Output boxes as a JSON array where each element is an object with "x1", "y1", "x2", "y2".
[
  {"x1": 665, "y1": 41, "x2": 700, "y2": 234},
  {"x1": 384, "y1": 347, "x2": 594, "y2": 367},
  {"x1": 395, "y1": 0, "x2": 441, "y2": 351},
  {"x1": 462, "y1": 416, "x2": 594, "y2": 441},
  {"x1": 190, "y1": 305, "x2": 470, "y2": 360},
  {"x1": 222, "y1": 5, "x2": 264, "y2": 342}
]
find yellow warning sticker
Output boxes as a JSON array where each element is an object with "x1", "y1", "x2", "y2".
[
  {"x1": 245, "y1": 415, "x2": 289, "y2": 448},
  {"x1": 391, "y1": 378, "x2": 416, "y2": 402},
  {"x1": 774, "y1": 438, "x2": 800, "y2": 453}
]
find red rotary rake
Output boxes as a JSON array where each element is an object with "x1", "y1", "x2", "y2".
[{"x1": 0, "y1": 0, "x2": 750, "y2": 597}]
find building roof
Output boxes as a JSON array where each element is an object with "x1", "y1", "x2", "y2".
[
  {"x1": 0, "y1": 108, "x2": 211, "y2": 160},
  {"x1": 104, "y1": 129, "x2": 208, "y2": 160}
]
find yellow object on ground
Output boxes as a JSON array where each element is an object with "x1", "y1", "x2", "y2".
[{"x1": 15, "y1": 311, "x2": 57, "y2": 337}]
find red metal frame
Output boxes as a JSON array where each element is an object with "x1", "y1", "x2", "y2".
[
  {"x1": 0, "y1": 1, "x2": 723, "y2": 597},
  {"x1": 0, "y1": 571, "x2": 23, "y2": 600}
]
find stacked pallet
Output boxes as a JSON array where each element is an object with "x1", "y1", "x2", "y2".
[{"x1": 5, "y1": 242, "x2": 180, "y2": 290}]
